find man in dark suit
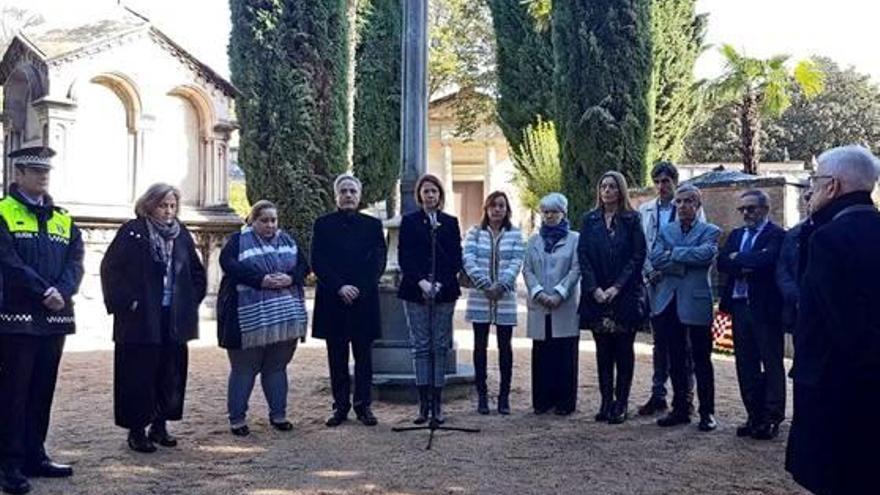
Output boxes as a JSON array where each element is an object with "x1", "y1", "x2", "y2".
[
  {"x1": 312, "y1": 174, "x2": 387, "y2": 427},
  {"x1": 786, "y1": 145, "x2": 880, "y2": 495},
  {"x1": 717, "y1": 189, "x2": 786, "y2": 440}
]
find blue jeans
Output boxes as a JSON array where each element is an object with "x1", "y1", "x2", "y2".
[
  {"x1": 404, "y1": 301, "x2": 454, "y2": 386},
  {"x1": 226, "y1": 340, "x2": 297, "y2": 427}
]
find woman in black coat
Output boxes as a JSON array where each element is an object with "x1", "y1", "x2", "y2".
[
  {"x1": 312, "y1": 174, "x2": 387, "y2": 427},
  {"x1": 578, "y1": 171, "x2": 648, "y2": 424},
  {"x1": 397, "y1": 174, "x2": 462, "y2": 424},
  {"x1": 101, "y1": 183, "x2": 206, "y2": 453}
]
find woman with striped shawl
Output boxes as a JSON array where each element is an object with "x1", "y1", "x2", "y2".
[
  {"x1": 217, "y1": 200, "x2": 309, "y2": 436},
  {"x1": 462, "y1": 191, "x2": 525, "y2": 415}
]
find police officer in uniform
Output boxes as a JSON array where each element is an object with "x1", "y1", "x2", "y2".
[{"x1": 0, "y1": 147, "x2": 83, "y2": 495}]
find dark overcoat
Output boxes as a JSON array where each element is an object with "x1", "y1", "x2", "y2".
[
  {"x1": 397, "y1": 210, "x2": 462, "y2": 305},
  {"x1": 310, "y1": 211, "x2": 386, "y2": 342},
  {"x1": 216, "y1": 230, "x2": 310, "y2": 349},
  {"x1": 786, "y1": 192, "x2": 880, "y2": 495},
  {"x1": 100, "y1": 218, "x2": 207, "y2": 344},
  {"x1": 576, "y1": 209, "x2": 647, "y2": 329},
  {"x1": 717, "y1": 221, "x2": 785, "y2": 325}
]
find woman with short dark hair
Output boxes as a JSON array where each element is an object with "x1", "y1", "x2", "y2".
[
  {"x1": 217, "y1": 200, "x2": 309, "y2": 436},
  {"x1": 577, "y1": 171, "x2": 648, "y2": 424},
  {"x1": 101, "y1": 183, "x2": 207, "y2": 453},
  {"x1": 398, "y1": 174, "x2": 463, "y2": 424}
]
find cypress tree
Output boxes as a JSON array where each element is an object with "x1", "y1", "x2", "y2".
[
  {"x1": 649, "y1": 0, "x2": 706, "y2": 164},
  {"x1": 229, "y1": 0, "x2": 350, "y2": 253},
  {"x1": 487, "y1": 0, "x2": 554, "y2": 151},
  {"x1": 352, "y1": 0, "x2": 401, "y2": 214},
  {"x1": 553, "y1": 0, "x2": 653, "y2": 225}
]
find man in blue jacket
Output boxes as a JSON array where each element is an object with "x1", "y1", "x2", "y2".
[{"x1": 0, "y1": 147, "x2": 84, "y2": 495}]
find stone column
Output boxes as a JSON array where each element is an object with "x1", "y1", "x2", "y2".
[
  {"x1": 442, "y1": 136, "x2": 455, "y2": 216},
  {"x1": 484, "y1": 140, "x2": 497, "y2": 193},
  {"x1": 398, "y1": 0, "x2": 428, "y2": 215}
]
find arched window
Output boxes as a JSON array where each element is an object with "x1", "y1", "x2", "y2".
[
  {"x1": 63, "y1": 75, "x2": 139, "y2": 205},
  {"x1": 151, "y1": 93, "x2": 202, "y2": 206}
]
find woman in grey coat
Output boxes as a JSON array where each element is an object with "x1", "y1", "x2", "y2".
[{"x1": 522, "y1": 193, "x2": 581, "y2": 415}]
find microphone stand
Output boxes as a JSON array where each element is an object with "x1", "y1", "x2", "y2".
[{"x1": 393, "y1": 213, "x2": 479, "y2": 450}]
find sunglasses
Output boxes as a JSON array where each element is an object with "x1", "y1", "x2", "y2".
[{"x1": 736, "y1": 205, "x2": 763, "y2": 214}]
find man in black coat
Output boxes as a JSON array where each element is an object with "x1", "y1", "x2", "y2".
[
  {"x1": 0, "y1": 147, "x2": 84, "y2": 495},
  {"x1": 312, "y1": 174, "x2": 387, "y2": 427},
  {"x1": 717, "y1": 189, "x2": 786, "y2": 440},
  {"x1": 786, "y1": 145, "x2": 880, "y2": 495}
]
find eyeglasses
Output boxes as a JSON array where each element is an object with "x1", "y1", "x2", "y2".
[
  {"x1": 542, "y1": 209, "x2": 563, "y2": 215},
  {"x1": 808, "y1": 174, "x2": 835, "y2": 187},
  {"x1": 674, "y1": 197, "x2": 697, "y2": 206},
  {"x1": 736, "y1": 205, "x2": 762, "y2": 214}
]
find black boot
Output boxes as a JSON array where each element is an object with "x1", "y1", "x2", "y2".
[
  {"x1": 432, "y1": 387, "x2": 445, "y2": 425},
  {"x1": 498, "y1": 330, "x2": 513, "y2": 416},
  {"x1": 414, "y1": 386, "x2": 430, "y2": 425},
  {"x1": 595, "y1": 359, "x2": 614, "y2": 422},
  {"x1": 608, "y1": 400, "x2": 628, "y2": 424},
  {"x1": 127, "y1": 428, "x2": 157, "y2": 453},
  {"x1": 497, "y1": 393, "x2": 511, "y2": 415},
  {"x1": 594, "y1": 399, "x2": 612, "y2": 422},
  {"x1": 477, "y1": 389, "x2": 490, "y2": 415},
  {"x1": 0, "y1": 464, "x2": 30, "y2": 495},
  {"x1": 148, "y1": 420, "x2": 178, "y2": 447}
]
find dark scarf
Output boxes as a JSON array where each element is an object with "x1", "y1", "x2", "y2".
[
  {"x1": 797, "y1": 191, "x2": 874, "y2": 278},
  {"x1": 146, "y1": 217, "x2": 181, "y2": 264},
  {"x1": 540, "y1": 219, "x2": 570, "y2": 253}
]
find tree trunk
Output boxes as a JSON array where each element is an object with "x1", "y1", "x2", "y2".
[{"x1": 739, "y1": 91, "x2": 760, "y2": 175}]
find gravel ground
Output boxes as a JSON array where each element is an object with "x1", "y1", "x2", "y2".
[{"x1": 34, "y1": 335, "x2": 806, "y2": 495}]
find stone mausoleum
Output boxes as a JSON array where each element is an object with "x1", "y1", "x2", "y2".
[{"x1": 0, "y1": 5, "x2": 241, "y2": 332}]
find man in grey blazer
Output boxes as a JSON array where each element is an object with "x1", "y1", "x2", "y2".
[
  {"x1": 649, "y1": 184, "x2": 721, "y2": 432},
  {"x1": 638, "y1": 162, "x2": 700, "y2": 416}
]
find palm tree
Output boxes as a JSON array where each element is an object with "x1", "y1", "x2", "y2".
[{"x1": 706, "y1": 44, "x2": 824, "y2": 174}]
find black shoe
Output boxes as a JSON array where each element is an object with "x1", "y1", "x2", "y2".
[
  {"x1": 637, "y1": 396, "x2": 668, "y2": 416},
  {"x1": 325, "y1": 411, "x2": 348, "y2": 427},
  {"x1": 497, "y1": 394, "x2": 510, "y2": 416},
  {"x1": 554, "y1": 407, "x2": 574, "y2": 416},
  {"x1": 657, "y1": 411, "x2": 691, "y2": 427},
  {"x1": 736, "y1": 419, "x2": 756, "y2": 438},
  {"x1": 751, "y1": 421, "x2": 780, "y2": 440},
  {"x1": 230, "y1": 425, "x2": 250, "y2": 437},
  {"x1": 147, "y1": 421, "x2": 178, "y2": 447},
  {"x1": 594, "y1": 400, "x2": 612, "y2": 422},
  {"x1": 1, "y1": 466, "x2": 30, "y2": 495},
  {"x1": 477, "y1": 392, "x2": 490, "y2": 415},
  {"x1": 355, "y1": 407, "x2": 378, "y2": 427},
  {"x1": 414, "y1": 386, "x2": 430, "y2": 425},
  {"x1": 127, "y1": 429, "x2": 157, "y2": 453},
  {"x1": 21, "y1": 459, "x2": 72, "y2": 478},
  {"x1": 608, "y1": 402, "x2": 628, "y2": 425},
  {"x1": 271, "y1": 419, "x2": 294, "y2": 431},
  {"x1": 698, "y1": 414, "x2": 718, "y2": 432},
  {"x1": 431, "y1": 387, "x2": 445, "y2": 425},
  {"x1": 534, "y1": 406, "x2": 551, "y2": 415}
]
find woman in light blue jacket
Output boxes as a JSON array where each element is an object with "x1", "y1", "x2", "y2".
[
  {"x1": 462, "y1": 191, "x2": 525, "y2": 415},
  {"x1": 522, "y1": 193, "x2": 581, "y2": 415}
]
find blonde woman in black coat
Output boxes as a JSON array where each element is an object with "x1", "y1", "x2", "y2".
[{"x1": 101, "y1": 183, "x2": 206, "y2": 453}]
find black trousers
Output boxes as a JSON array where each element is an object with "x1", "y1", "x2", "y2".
[
  {"x1": 0, "y1": 334, "x2": 66, "y2": 468},
  {"x1": 473, "y1": 323, "x2": 513, "y2": 396},
  {"x1": 731, "y1": 300, "x2": 786, "y2": 424},
  {"x1": 114, "y1": 342, "x2": 189, "y2": 429},
  {"x1": 326, "y1": 335, "x2": 373, "y2": 414},
  {"x1": 593, "y1": 331, "x2": 636, "y2": 407},
  {"x1": 531, "y1": 315, "x2": 578, "y2": 413},
  {"x1": 649, "y1": 314, "x2": 695, "y2": 405},
  {"x1": 656, "y1": 299, "x2": 715, "y2": 416}
]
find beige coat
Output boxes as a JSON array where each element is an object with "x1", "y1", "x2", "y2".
[{"x1": 522, "y1": 231, "x2": 581, "y2": 340}]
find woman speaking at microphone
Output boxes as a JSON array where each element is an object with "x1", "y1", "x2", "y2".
[{"x1": 397, "y1": 174, "x2": 463, "y2": 425}]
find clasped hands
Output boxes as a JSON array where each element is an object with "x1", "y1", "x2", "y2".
[
  {"x1": 338, "y1": 284, "x2": 360, "y2": 305},
  {"x1": 418, "y1": 279, "x2": 442, "y2": 300},
  {"x1": 535, "y1": 291, "x2": 562, "y2": 309},
  {"x1": 262, "y1": 273, "x2": 294, "y2": 290},
  {"x1": 593, "y1": 286, "x2": 620, "y2": 304},
  {"x1": 42, "y1": 287, "x2": 65, "y2": 312}
]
